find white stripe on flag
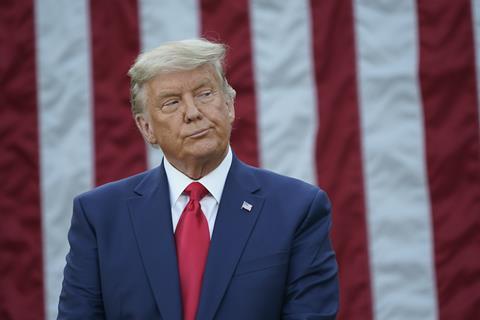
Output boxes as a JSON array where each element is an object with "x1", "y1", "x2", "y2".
[
  {"x1": 34, "y1": 0, "x2": 94, "y2": 318},
  {"x1": 138, "y1": 0, "x2": 200, "y2": 169},
  {"x1": 353, "y1": 1, "x2": 438, "y2": 319},
  {"x1": 250, "y1": 0, "x2": 318, "y2": 184},
  {"x1": 472, "y1": 0, "x2": 480, "y2": 129}
]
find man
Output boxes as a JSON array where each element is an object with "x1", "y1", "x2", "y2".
[{"x1": 58, "y1": 39, "x2": 339, "y2": 319}]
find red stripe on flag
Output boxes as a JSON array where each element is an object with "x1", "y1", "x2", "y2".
[
  {"x1": 310, "y1": 1, "x2": 373, "y2": 319},
  {"x1": 0, "y1": 1, "x2": 45, "y2": 319},
  {"x1": 200, "y1": 0, "x2": 259, "y2": 166},
  {"x1": 417, "y1": 0, "x2": 480, "y2": 318},
  {"x1": 90, "y1": 0, "x2": 146, "y2": 185}
]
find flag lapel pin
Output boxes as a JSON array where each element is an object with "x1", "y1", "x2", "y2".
[{"x1": 241, "y1": 201, "x2": 253, "y2": 212}]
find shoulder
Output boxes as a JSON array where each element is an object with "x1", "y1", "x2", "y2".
[
  {"x1": 243, "y1": 161, "x2": 323, "y2": 193},
  {"x1": 74, "y1": 167, "x2": 156, "y2": 204},
  {"x1": 71, "y1": 167, "x2": 164, "y2": 228},
  {"x1": 238, "y1": 160, "x2": 329, "y2": 209}
]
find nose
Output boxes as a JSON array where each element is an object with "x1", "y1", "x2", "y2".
[{"x1": 183, "y1": 94, "x2": 202, "y2": 123}]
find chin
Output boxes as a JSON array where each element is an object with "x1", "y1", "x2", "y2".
[{"x1": 187, "y1": 140, "x2": 226, "y2": 161}]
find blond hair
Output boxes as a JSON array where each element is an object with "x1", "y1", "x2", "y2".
[{"x1": 128, "y1": 38, "x2": 236, "y2": 116}]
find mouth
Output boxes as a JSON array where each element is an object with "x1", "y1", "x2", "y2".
[{"x1": 187, "y1": 128, "x2": 211, "y2": 139}]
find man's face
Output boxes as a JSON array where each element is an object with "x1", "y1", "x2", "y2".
[{"x1": 136, "y1": 64, "x2": 234, "y2": 170}]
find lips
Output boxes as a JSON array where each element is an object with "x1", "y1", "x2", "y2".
[{"x1": 187, "y1": 128, "x2": 210, "y2": 138}]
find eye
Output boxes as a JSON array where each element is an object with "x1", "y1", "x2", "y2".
[
  {"x1": 160, "y1": 99, "x2": 180, "y2": 113},
  {"x1": 163, "y1": 99, "x2": 179, "y2": 107},
  {"x1": 196, "y1": 89, "x2": 215, "y2": 104},
  {"x1": 198, "y1": 90, "x2": 213, "y2": 98}
]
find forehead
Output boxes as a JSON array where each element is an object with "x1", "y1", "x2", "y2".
[{"x1": 147, "y1": 64, "x2": 220, "y2": 95}]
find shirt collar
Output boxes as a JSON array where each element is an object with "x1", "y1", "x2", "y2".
[{"x1": 163, "y1": 146, "x2": 233, "y2": 205}]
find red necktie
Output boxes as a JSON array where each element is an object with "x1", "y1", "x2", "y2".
[{"x1": 175, "y1": 182, "x2": 210, "y2": 320}]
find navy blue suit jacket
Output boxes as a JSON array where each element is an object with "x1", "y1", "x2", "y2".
[{"x1": 58, "y1": 155, "x2": 339, "y2": 319}]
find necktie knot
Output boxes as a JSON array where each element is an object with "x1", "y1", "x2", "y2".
[{"x1": 184, "y1": 182, "x2": 209, "y2": 202}]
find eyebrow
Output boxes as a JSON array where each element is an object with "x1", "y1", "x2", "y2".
[
  {"x1": 192, "y1": 78, "x2": 215, "y2": 91},
  {"x1": 155, "y1": 78, "x2": 216, "y2": 100},
  {"x1": 156, "y1": 92, "x2": 179, "y2": 100}
]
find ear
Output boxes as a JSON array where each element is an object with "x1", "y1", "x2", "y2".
[
  {"x1": 135, "y1": 114, "x2": 157, "y2": 145},
  {"x1": 226, "y1": 99, "x2": 235, "y2": 124}
]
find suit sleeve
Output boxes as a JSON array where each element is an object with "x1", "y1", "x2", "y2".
[
  {"x1": 282, "y1": 190, "x2": 339, "y2": 320},
  {"x1": 57, "y1": 196, "x2": 105, "y2": 319}
]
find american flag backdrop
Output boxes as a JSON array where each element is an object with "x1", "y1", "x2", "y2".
[{"x1": 1, "y1": 0, "x2": 480, "y2": 319}]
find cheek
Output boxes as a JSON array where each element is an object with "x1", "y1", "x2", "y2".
[
  {"x1": 150, "y1": 114, "x2": 177, "y2": 132},
  {"x1": 149, "y1": 125, "x2": 174, "y2": 147},
  {"x1": 216, "y1": 103, "x2": 234, "y2": 123},
  {"x1": 213, "y1": 114, "x2": 231, "y2": 133}
]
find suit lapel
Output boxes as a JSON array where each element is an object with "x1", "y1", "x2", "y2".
[
  {"x1": 127, "y1": 163, "x2": 182, "y2": 320},
  {"x1": 196, "y1": 157, "x2": 265, "y2": 320}
]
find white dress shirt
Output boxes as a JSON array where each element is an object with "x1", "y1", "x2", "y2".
[{"x1": 163, "y1": 147, "x2": 233, "y2": 238}]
